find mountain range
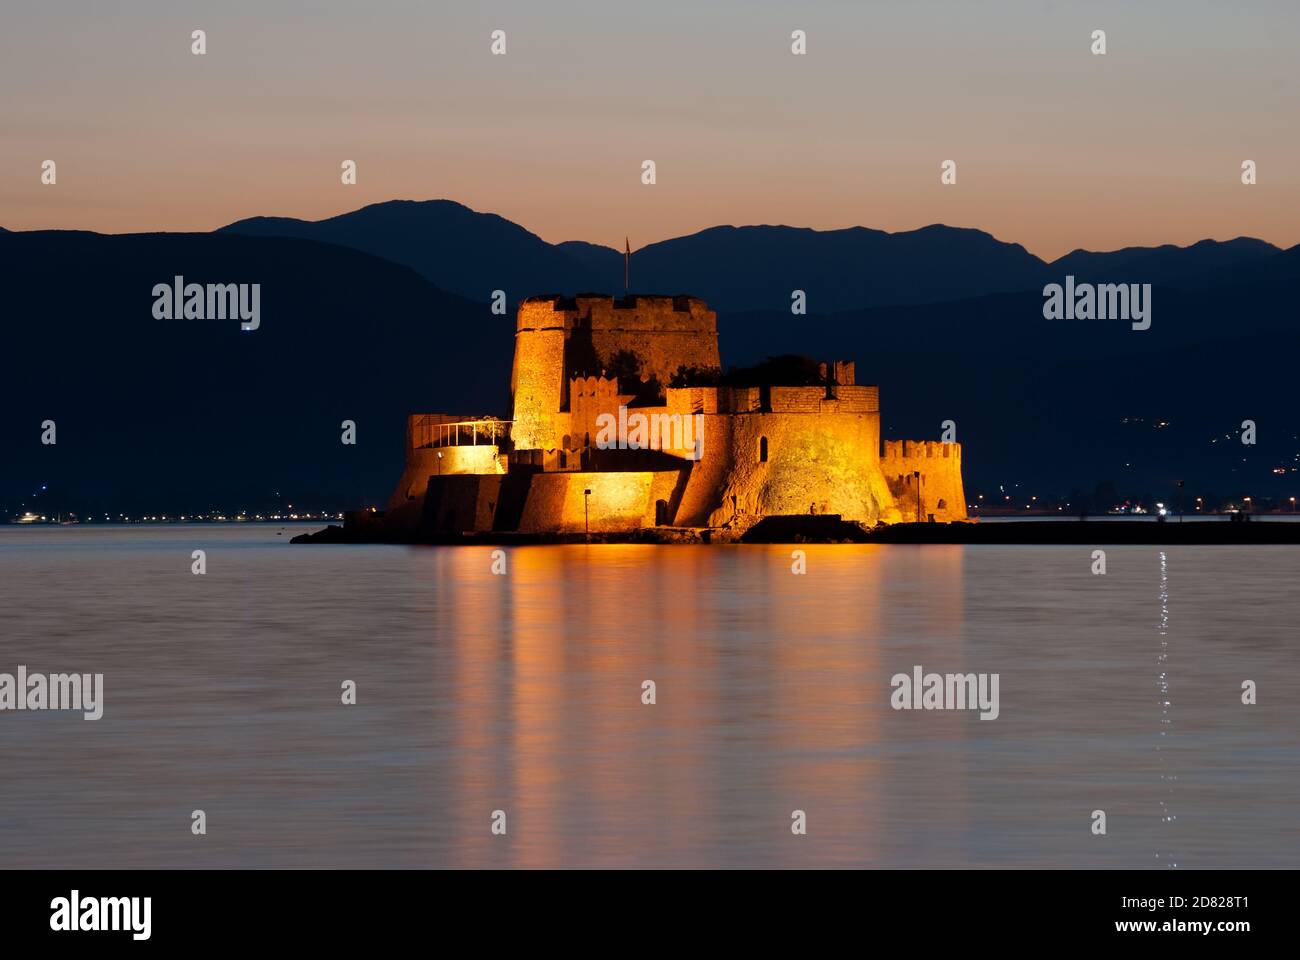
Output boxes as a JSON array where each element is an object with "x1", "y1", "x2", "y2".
[
  {"x1": 3, "y1": 199, "x2": 1298, "y2": 516},
  {"x1": 219, "y1": 199, "x2": 1286, "y2": 314}
]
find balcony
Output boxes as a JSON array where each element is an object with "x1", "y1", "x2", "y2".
[{"x1": 409, "y1": 416, "x2": 511, "y2": 451}]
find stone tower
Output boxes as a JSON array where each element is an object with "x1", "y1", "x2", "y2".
[{"x1": 510, "y1": 294, "x2": 720, "y2": 452}]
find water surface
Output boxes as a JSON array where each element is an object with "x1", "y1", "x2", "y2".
[{"x1": 1, "y1": 525, "x2": 1296, "y2": 868}]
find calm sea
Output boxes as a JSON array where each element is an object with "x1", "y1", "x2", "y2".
[{"x1": 1, "y1": 524, "x2": 1296, "y2": 868}]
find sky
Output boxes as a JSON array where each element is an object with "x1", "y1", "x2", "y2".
[{"x1": 2, "y1": 0, "x2": 1298, "y2": 260}]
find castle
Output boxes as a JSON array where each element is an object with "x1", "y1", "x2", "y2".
[{"x1": 381, "y1": 294, "x2": 965, "y2": 538}]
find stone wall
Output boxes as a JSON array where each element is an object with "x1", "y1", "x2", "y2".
[
  {"x1": 387, "y1": 444, "x2": 505, "y2": 510},
  {"x1": 567, "y1": 375, "x2": 634, "y2": 459},
  {"x1": 420, "y1": 474, "x2": 505, "y2": 535},
  {"x1": 881, "y1": 440, "x2": 967, "y2": 522},
  {"x1": 511, "y1": 295, "x2": 721, "y2": 454},
  {"x1": 509, "y1": 316, "x2": 566, "y2": 451},
  {"x1": 667, "y1": 408, "x2": 897, "y2": 527},
  {"x1": 514, "y1": 470, "x2": 680, "y2": 533}
]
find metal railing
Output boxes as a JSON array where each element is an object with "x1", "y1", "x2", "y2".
[{"x1": 411, "y1": 416, "x2": 511, "y2": 450}]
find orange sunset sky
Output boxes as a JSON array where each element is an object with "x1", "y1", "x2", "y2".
[{"x1": 2, "y1": 0, "x2": 1297, "y2": 260}]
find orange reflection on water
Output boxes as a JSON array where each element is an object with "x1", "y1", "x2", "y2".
[{"x1": 430, "y1": 544, "x2": 960, "y2": 867}]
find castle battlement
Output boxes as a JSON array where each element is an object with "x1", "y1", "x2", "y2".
[
  {"x1": 517, "y1": 294, "x2": 716, "y2": 335},
  {"x1": 657, "y1": 384, "x2": 880, "y2": 415},
  {"x1": 569, "y1": 375, "x2": 623, "y2": 400},
  {"x1": 882, "y1": 439, "x2": 961, "y2": 460}
]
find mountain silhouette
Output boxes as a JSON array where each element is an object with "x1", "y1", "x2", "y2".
[
  {"x1": 623, "y1": 223, "x2": 1050, "y2": 313},
  {"x1": 1048, "y1": 236, "x2": 1281, "y2": 288},
  {"x1": 554, "y1": 239, "x2": 623, "y2": 271},
  {"x1": 219, "y1": 199, "x2": 1286, "y2": 315},
  {"x1": 220, "y1": 200, "x2": 597, "y2": 307}
]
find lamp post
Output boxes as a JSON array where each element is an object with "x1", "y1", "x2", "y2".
[
  {"x1": 912, "y1": 471, "x2": 921, "y2": 523},
  {"x1": 584, "y1": 488, "x2": 592, "y2": 542},
  {"x1": 437, "y1": 450, "x2": 442, "y2": 476},
  {"x1": 1178, "y1": 479, "x2": 1184, "y2": 523}
]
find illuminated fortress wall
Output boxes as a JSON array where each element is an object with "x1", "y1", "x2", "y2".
[
  {"x1": 509, "y1": 310, "x2": 568, "y2": 452},
  {"x1": 579, "y1": 295, "x2": 720, "y2": 387},
  {"x1": 669, "y1": 385, "x2": 899, "y2": 528},
  {"x1": 515, "y1": 471, "x2": 681, "y2": 534},
  {"x1": 881, "y1": 440, "x2": 967, "y2": 522},
  {"x1": 385, "y1": 414, "x2": 506, "y2": 527},
  {"x1": 511, "y1": 295, "x2": 720, "y2": 452}
]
